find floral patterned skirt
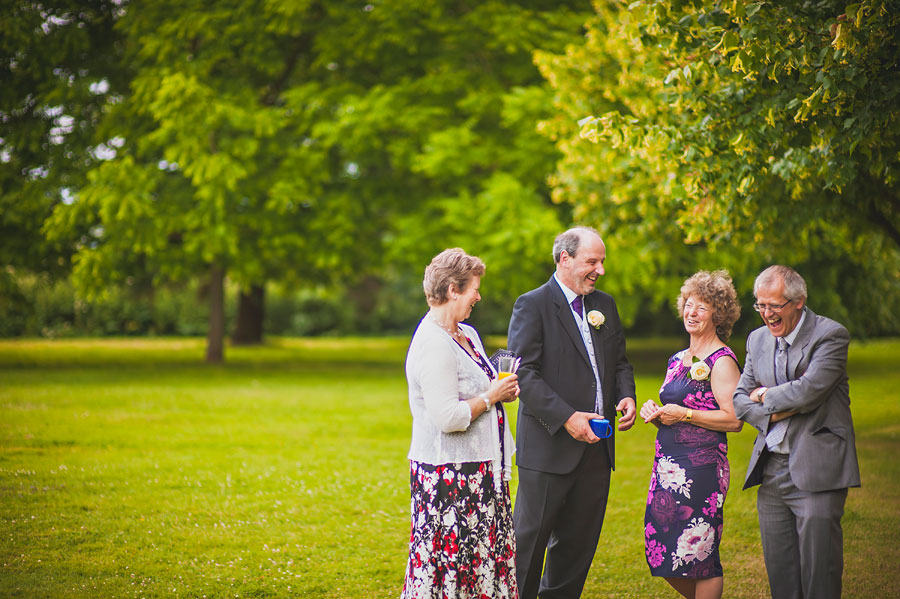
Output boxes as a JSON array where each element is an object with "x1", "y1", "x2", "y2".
[
  {"x1": 644, "y1": 424, "x2": 730, "y2": 579},
  {"x1": 400, "y1": 460, "x2": 517, "y2": 599}
]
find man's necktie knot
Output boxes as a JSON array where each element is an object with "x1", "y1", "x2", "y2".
[{"x1": 571, "y1": 296, "x2": 583, "y2": 316}]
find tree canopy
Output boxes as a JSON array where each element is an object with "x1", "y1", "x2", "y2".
[
  {"x1": 541, "y1": 0, "x2": 900, "y2": 334},
  {"x1": 38, "y1": 0, "x2": 589, "y2": 358},
  {"x1": 1, "y1": 1, "x2": 126, "y2": 284},
  {"x1": 7, "y1": 0, "x2": 900, "y2": 346}
]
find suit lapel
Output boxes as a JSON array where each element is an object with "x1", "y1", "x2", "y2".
[
  {"x1": 585, "y1": 293, "x2": 607, "y2": 380},
  {"x1": 549, "y1": 279, "x2": 591, "y2": 367},
  {"x1": 787, "y1": 307, "x2": 816, "y2": 378}
]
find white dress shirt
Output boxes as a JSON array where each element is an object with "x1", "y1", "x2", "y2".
[{"x1": 553, "y1": 274, "x2": 604, "y2": 418}]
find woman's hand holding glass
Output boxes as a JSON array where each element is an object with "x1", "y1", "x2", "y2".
[{"x1": 488, "y1": 373, "x2": 519, "y2": 404}]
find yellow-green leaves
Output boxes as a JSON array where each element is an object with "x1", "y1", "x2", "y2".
[
  {"x1": 712, "y1": 31, "x2": 741, "y2": 55},
  {"x1": 539, "y1": 0, "x2": 900, "y2": 333}
]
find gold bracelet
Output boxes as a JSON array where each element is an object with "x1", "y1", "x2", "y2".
[{"x1": 685, "y1": 409, "x2": 693, "y2": 423}]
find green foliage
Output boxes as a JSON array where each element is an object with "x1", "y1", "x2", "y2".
[
  {"x1": 388, "y1": 170, "x2": 565, "y2": 334},
  {"x1": 540, "y1": 0, "x2": 900, "y2": 335},
  {"x1": 0, "y1": 274, "x2": 218, "y2": 337},
  {"x1": 264, "y1": 287, "x2": 344, "y2": 337},
  {"x1": 35, "y1": 0, "x2": 592, "y2": 348},
  {"x1": 45, "y1": 1, "x2": 335, "y2": 296},
  {"x1": 19, "y1": 1, "x2": 899, "y2": 340},
  {"x1": 1, "y1": 337, "x2": 898, "y2": 597},
  {"x1": 0, "y1": 1, "x2": 127, "y2": 275},
  {"x1": 0, "y1": 271, "x2": 370, "y2": 338},
  {"x1": 295, "y1": 1, "x2": 588, "y2": 334}
]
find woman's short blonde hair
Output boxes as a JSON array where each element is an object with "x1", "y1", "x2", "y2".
[
  {"x1": 423, "y1": 248, "x2": 486, "y2": 306},
  {"x1": 676, "y1": 270, "x2": 741, "y2": 341}
]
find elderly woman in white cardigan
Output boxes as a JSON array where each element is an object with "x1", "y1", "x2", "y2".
[{"x1": 401, "y1": 248, "x2": 520, "y2": 599}]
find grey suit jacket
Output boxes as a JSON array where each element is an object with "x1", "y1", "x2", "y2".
[
  {"x1": 733, "y1": 306, "x2": 861, "y2": 492},
  {"x1": 508, "y1": 277, "x2": 635, "y2": 474}
]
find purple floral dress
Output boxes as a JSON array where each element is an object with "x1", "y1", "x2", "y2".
[{"x1": 644, "y1": 346, "x2": 739, "y2": 579}]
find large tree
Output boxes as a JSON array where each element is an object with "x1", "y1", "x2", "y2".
[
  {"x1": 45, "y1": 0, "x2": 592, "y2": 355},
  {"x1": 46, "y1": 1, "x2": 352, "y2": 361},
  {"x1": 540, "y1": 0, "x2": 900, "y2": 335}
]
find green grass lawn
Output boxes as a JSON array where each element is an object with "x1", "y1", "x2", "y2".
[{"x1": 1, "y1": 336, "x2": 898, "y2": 598}]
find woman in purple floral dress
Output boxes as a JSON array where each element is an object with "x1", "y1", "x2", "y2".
[
  {"x1": 639, "y1": 271, "x2": 743, "y2": 599},
  {"x1": 402, "y1": 249, "x2": 520, "y2": 599}
]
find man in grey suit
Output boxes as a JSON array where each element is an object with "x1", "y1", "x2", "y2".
[
  {"x1": 508, "y1": 227, "x2": 636, "y2": 599},
  {"x1": 734, "y1": 265, "x2": 860, "y2": 599}
]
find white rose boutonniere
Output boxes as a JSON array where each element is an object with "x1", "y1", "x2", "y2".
[
  {"x1": 689, "y1": 357, "x2": 711, "y2": 381},
  {"x1": 587, "y1": 310, "x2": 605, "y2": 329}
]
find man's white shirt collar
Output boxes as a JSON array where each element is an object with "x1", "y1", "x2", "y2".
[
  {"x1": 783, "y1": 309, "x2": 807, "y2": 346},
  {"x1": 553, "y1": 273, "x2": 581, "y2": 312}
]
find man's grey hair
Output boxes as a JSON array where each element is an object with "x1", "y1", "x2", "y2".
[
  {"x1": 553, "y1": 226, "x2": 601, "y2": 264},
  {"x1": 754, "y1": 265, "x2": 808, "y2": 302}
]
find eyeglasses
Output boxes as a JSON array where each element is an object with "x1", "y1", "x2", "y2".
[{"x1": 753, "y1": 299, "x2": 793, "y2": 313}]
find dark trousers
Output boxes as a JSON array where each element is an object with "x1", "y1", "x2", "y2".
[
  {"x1": 514, "y1": 444, "x2": 611, "y2": 599},
  {"x1": 758, "y1": 453, "x2": 847, "y2": 599}
]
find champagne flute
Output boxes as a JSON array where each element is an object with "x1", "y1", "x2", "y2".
[
  {"x1": 494, "y1": 352, "x2": 520, "y2": 400},
  {"x1": 497, "y1": 355, "x2": 517, "y2": 379}
]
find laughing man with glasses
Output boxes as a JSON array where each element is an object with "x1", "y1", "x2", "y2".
[{"x1": 733, "y1": 265, "x2": 860, "y2": 599}]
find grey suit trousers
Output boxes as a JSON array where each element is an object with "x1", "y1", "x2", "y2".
[{"x1": 758, "y1": 453, "x2": 848, "y2": 599}]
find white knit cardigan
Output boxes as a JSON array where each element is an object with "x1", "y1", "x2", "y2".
[{"x1": 405, "y1": 315, "x2": 515, "y2": 486}]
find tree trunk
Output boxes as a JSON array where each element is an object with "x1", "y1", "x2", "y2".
[
  {"x1": 346, "y1": 274, "x2": 382, "y2": 333},
  {"x1": 232, "y1": 284, "x2": 265, "y2": 345},
  {"x1": 205, "y1": 264, "x2": 226, "y2": 363}
]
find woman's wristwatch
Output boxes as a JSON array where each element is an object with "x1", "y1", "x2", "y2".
[{"x1": 480, "y1": 393, "x2": 491, "y2": 409}]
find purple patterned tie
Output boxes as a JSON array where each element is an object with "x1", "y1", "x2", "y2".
[{"x1": 571, "y1": 295, "x2": 583, "y2": 317}]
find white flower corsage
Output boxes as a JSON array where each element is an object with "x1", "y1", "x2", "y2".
[
  {"x1": 689, "y1": 357, "x2": 711, "y2": 381},
  {"x1": 587, "y1": 310, "x2": 605, "y2": 329}
]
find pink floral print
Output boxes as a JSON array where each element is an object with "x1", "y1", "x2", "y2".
[{"x1": 644, "y1": 347, "x2": 740, "y2": 580}]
